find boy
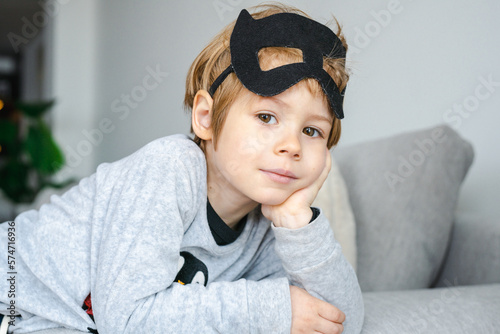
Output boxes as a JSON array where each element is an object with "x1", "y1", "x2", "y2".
[{"x1": 0, "y1": 3, "x2": 364, "y2": 333}]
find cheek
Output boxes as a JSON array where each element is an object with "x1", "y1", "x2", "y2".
[
  {"x1": 235, "y1": 137, "x2": 260, "y2": 158},
  {"x1": 215, "y1": 136, "x2": 256, "y2": 178},
  {"x1": 224, "y1": 125, "x2": 268, "y2": 160},
  {"x1": 305, "y1": 149, "x2": 327, "y2": 181}
]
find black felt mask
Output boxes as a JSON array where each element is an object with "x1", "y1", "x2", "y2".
[{"x1": 208, "y1": 9, "x2": 347, "y2": 119}]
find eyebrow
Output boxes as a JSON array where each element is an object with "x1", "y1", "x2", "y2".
[
  {"x1": 308, "y1": 113, "x2": 333, "y2": 125},
  {"x1": 258, "y1": 95, "x2": 333, "y2": 124},
  {"x1": 266, "y1": 95, "x2": 289, "y2": 108}
]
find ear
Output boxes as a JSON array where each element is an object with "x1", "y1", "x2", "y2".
[{"x1": 191, "y1": 90, "x2": 213, "y2": 141}]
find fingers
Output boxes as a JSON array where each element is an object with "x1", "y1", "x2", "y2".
[
  {"x1": 325, "y1": 146, "x2": 332, "y2": 172},
  {"x1": 320, "y1": 148, "x2": 332, "y2": 184},
  {"x1": 307, "y1": 148, "x2": 332, "y2": 206},
  {"x1": 316, "y1": 302, "x2": 345, "y2": 334},
  {"x1": 314, "y1": 319, "x2": 344, "y2": 334},
  {"x1": 311, "y1": 148, "x2": 332, "y2": 192},
  {"x1": 290, "y1": 286, "x2": 346, "y2": 334},
  {"x1": 311, "y1": 304, "x2": 345, "y2": 334},
  {"x1": 318, "y1": 301, "x2": 346, "y2": 324}
]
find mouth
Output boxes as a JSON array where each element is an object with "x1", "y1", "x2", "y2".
[{"x1": 260, "y1": 169, "x2": 298, "y2": 184}]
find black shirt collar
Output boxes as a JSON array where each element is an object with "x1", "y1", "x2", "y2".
[{"x1": 207, "y1": 199, "x2": 247, "y2": 246}]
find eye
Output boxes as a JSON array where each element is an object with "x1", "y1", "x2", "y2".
[
  {"x1": 257, "y1": 113, "x2": 277, "y2": 124},
  {"x1": 303, "y1": 127, "x2": 322, "y2": 138}
]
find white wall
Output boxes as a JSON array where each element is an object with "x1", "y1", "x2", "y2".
[
  {"x1": 51, "y1": 0, "x2": 499, "y2": 218},
  {"x1": 51, "y1": 0, "x2": 99, "y2": 180},
  {"x1": 92, "y1": 1, "x2": 233, "y2": 164}
]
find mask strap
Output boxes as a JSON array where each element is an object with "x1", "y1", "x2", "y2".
[{"x1": 208, "y1": 65, "x2": 234, "y2": 97}]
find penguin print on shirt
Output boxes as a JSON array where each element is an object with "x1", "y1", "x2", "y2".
[{"x1": 174, "y1": 251, "x2": 209, "y2": 286}]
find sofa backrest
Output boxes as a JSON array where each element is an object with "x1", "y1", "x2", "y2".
[{"x1": 334, "y1": 125, "x2": 474, "y2": 292}]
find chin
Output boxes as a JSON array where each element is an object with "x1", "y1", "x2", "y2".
[{"x1": 252, "y1": 190, "x2": 291, "y2": 206}]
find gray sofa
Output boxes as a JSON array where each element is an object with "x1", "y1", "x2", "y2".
[{"x1": 334, "y1": 125, "x2": 500, "y2": 333}]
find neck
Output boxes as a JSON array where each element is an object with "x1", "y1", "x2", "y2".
[
  {"x1": 207, "y1": 179, "x2": 258, "y2": 230},
  {"x1": 204, "y1": 142, "x2": 258, "y2": 229}
]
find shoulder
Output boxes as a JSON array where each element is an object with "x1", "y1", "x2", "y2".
[
  {"x1": 102, "y1": 134, "x2": 205, "y2": 172},
  {"x1": 95, "y1": 134, "x2": 206, "y2": 191},
  {"x1": 146, "y1": 134, "x2": 207, "y2": 183},
  {"x1": 95, "y1": 134, "x2": 207, "y2": 224},
  {"x1": 140, "y1": 135, "x2": 207, "y2": 226},
  {"x1": 139, "y1": 134, "x2": 204, "y2": 163}
]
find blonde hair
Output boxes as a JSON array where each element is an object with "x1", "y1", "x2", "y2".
[{"x1": 184, "y1": 3, "x2": 349, "y2": 149}]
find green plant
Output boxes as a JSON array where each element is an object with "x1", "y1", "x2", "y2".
[{"x1": 0, "y1": 100, "x2": 72, "y2": 205}]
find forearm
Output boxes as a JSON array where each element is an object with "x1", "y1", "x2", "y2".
[
  {"x1": 93, "y1": 278, "x2": 292, "y2": 333},
  {"x1": 272, "y1": 210, "x2": 364, "y2": 334}
]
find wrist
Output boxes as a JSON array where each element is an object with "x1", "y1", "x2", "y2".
[{"x1": 271, "y1": 207, "x2": 313, "y2": 229}]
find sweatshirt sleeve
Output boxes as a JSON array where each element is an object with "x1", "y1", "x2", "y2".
[
  {"x1": 97, "y1": 278, "x2": 291, "y2": 333},
  {"x1": 271, "y1": 210, "x2": 365, "y2": 334},
  {"x1": 91, "y1": 138, "x2": 292, "y2": 333}
]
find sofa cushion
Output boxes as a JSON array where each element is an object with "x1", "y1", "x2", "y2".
[
  {"x1": 335, "y1": 125, "x2": 474, "y2": 292},
  {"x1": 434, "y1": 213, "x2": 500, "y2": 287},
  {"x1": 361, "y1": 284, "x2": 500, "y2": 333},
  {"x1": 313, "y1": 157, "x2": 357, "y2": 271}
]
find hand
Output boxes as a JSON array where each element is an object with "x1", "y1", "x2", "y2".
[
  {"x1": 290, "y1": 285, "x2": 345, "y2": 334},
  {"x1": 262, "y1": 148, "x2": 331, "y2": 229}
]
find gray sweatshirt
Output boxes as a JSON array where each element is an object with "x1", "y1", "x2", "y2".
[{"x1": 0, "y1": 134, "x2": 364, "y2": 334}]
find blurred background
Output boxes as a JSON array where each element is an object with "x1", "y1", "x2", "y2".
[{"x1": 0, "y1": 0, "x2": 499, "y2": 220}]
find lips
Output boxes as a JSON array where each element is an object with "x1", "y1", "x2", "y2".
[{"x1": 260, "y1": 168, "x2": 298, "y2": 184}]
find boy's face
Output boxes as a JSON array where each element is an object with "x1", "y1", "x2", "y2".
[{"x1": 205, "y1": 83, "x2": 332, "y2": 207}]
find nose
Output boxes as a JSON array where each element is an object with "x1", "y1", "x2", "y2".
[{"x1": 275, "y1": 131, "x2": 301, "y2": 160}]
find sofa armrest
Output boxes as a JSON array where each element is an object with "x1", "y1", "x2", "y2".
[
  {"x1": 434, "y1": 214, "x2": 500, "y2": 287},
  {"x1": 361, "y1": 284, "x2": 500, "y2": 333}
]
